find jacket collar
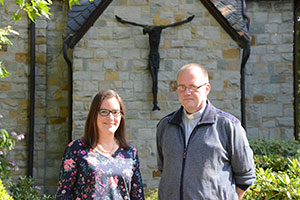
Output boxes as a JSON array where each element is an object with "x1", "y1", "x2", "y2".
[{"x1": 169, "y1": 100, "x2": 216, "y2": 125}]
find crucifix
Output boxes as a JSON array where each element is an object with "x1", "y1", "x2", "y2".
[{"x1": 116, "y1": 15, "x2": 195, "y2": 111}]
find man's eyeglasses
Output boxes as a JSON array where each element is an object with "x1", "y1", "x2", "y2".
[
  {"x1": 97, "y1": 109, "x2": 122, "y2": 117},
  {"x1": 177, "y1": 83, "x2": 207, "y2": 92}
]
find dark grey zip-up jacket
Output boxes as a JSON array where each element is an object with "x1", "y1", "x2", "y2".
[{"x1": 156, "y1": 101, "x2": 256, "y2": 200}]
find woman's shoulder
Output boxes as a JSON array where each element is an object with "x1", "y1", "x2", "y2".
[
  {"x1": 66, "y1": 138, "x2": 86, "y2": 150},
  {"x1": 119, "y1": 144, "x2": 138, "y2": 158}
]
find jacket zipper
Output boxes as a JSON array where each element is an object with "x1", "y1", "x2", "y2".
[
  {"x1": 179, "y1": 124, "x2": 186, "y2": 200},
  {"x1": 179, "y1": 125, "x2": 199, "y2": 200}
]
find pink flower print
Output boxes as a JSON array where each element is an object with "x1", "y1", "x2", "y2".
[
  {"x1": 80, "y1": 150, "x2": 86, "y2": 155},
  {"x1": 64, "y1": 158, "x2": 75, "y2": 171},
  {"x1": 133, "y1": 148, "x2": 137, "y2": 157},
  {"x1": 114, "y1": 176, "x2": 119, "y2": 185},
  {"x1": 68, "y1": 140, "x2": 74, "y2": 147}
]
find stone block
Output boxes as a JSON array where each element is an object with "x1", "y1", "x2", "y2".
[
  {"x1": 274, "y1": 2, "x2": 293, "y2": 12},
  {"x1": 261, "y1": 54, "x2": 281, "y2": 63},
  {"x1": 181, "y1": 48, "x2": 197, "y2": 59},
  {"x1": 268, "y1": 12, "x2": 282, "y2": 23},
  {"x1": 118, "y1": 72, "x2": 129, "y2": 81},
  {"x1": 278, "y1": 44, "x2": 292, "y2": 53},
  {"x1": 0, "y1": 82, "x2": 11, "y2": 91},
  {"x1": 87, "y1": 40, "x2": 105, "y2": 48},
  {"x1": 252, "y1": 46, "x2": 266, "y2": 55},
  {"x1": 270, "y1": 34, "x2": 282, "y2": 45},
  {"x1": 222, "y1": 48, "x2": 240, "y2": 59},
  {"x1": 278, "y1": 23, "x2": 293, "y2": 33},
  {"x1": 74, "y1": 48, "x2": 93, "y2": 59},
  {"x1": 134, "y1": 81, "x2": 143, "y2": 92},
  {"x1": 282, "y1": 11, "x2": 293, "y2": 22},
  {"x1": 83, "y1": 81, "x2": 98, "y2": 92},
  {"x1": 114, "y1": 7, "x2": 142, "y2": 20},
  {"x1": 256, "y1": 34, "x2": 270, "y2": 45},
  {"x1": 105, "y1": 72, "x2": 118, "y2": 81},
  {"x1": 262, "y1": 84, "x2": 280, "y2": 94},
  {"x1": 249, "y1": 24, "x2": 265, "y2": 34},
  {"x1": 281, "y1": 53, "x2": 293, "y2": 62},
  {"x1": 166, "y1": 49, "x2": 180, "y2": 58},
  {"x1": 265, "y1": 24, "x2": 278, "y2": 34},
  {"x1": 277, "y1": 117, "x2": 293, "y2": 126},
  {"x1": 95, "y1": 49, "x2": 109, "y2": 59},
  {"x1": 203, "y1": 27, "x2": 220, "y2": 40},
  {"x1": 253, "y1": 12, "x2": 268, "y2": 24},
  {"x1": 15, "y1": 53, "x2": 27, "y2": 63},
  {"x1": 261, "y1": 104, "x2": 283, "y2": 117}
]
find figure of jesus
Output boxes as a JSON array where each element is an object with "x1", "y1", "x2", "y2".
[{"x1": 116, "y1": 15, "x2": 195, "y2": 111}]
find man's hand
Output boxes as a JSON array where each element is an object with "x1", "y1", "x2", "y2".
[{"x1": 237, "y1": 187, "x2": 246, "y2": 200}]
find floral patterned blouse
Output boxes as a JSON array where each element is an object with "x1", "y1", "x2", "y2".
[{"x1": 55, "y1": 139, "x2": 144, "y2": 200}]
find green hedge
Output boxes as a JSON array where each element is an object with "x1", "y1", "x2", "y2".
[{"x1": 8, "y1": 176, "x2": 54, "y2": 200}]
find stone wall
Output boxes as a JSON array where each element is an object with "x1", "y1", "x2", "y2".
[
  {"x1": 43, "y1": 1, "x2": 69, "y2": 194},
  {"x1": 72, "y1": 0, "x2": 243, "y2": 188},
  {"x1": 0, "y1": 0, "x2": 68, "y2": 195},
  {"x1": 0, "y1": 0, "x2": 29, "y2": 178},
  {"x1": 246, "y1": 0, "x2": 294, "y2": 140}
]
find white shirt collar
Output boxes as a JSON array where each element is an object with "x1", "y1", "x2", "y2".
[{"x1": 183, "y1": 105, "x2": 206, "y2": 120}]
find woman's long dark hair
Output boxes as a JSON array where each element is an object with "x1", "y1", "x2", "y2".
[{"x1": 82, "y1": 90, "x2": 130, "y2": 149}]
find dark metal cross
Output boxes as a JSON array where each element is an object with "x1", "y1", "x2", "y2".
[{"x1": 116, "y1": 15, "x2": 195, "y2": 111}]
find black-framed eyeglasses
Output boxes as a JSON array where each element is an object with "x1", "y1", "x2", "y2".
[
  {"x1": 177, "y1": 83, "x2": 207, "y2": 92},
  {"x1": 97, "y1": 109, "x2": 123, "y2": 117}
]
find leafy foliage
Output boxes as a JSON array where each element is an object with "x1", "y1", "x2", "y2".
[
  {"x1": 0, "y1": 179, "x2": 13, "y2": 200},
  {"x1": 145, "y1": 187, "x2": 158, "y2": 200},
  {"x1": 250, "y1": 138, "x2": 300, "y2": 172},
  {"x1": 0, "y1": 115, "x2": 24, "y2": 180},
  {"x1": 8, "y1": 176, "x2": 55, "y2": 200},
  {"x1": 249, "y1": 138, "x2": 300, "y2": 157},
  {"x1": 244, "y1": 139, "x2": 300, "y2": 199},
  {"x1": 11, "y1": 0, "x2": 52, "y2": 22},
  {"x1": 244, "y1": 159, "x2": 300, "y2": 200}
]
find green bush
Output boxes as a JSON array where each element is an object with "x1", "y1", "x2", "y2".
[
  {"x1": 8, "y1": 176, "x2": 54, "y2": 200},
  {"x1": 250, "y1": 139, "x2": 300, "y2": 172},
  {"x1": 0, "y1": 126, "x2": 24, "y2": 180},
  {"x1": 249, "y1": 138, "x2": 300, "y2": 157},
  {"x1": 0, "y1": 179, "x2": 13, "y2": 200},
  {"x1": 244, "y1": 139, "x2": 300, "y2": 199},
  {"x1": 145, "y1": 188, "x2": 158, "y2": 200},
  {"x1": 244, "y1": 158, "x2": 300, "y2": 200}
]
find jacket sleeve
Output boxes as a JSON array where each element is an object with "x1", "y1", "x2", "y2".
[
  {"x1": 156, "y1": 119, "x2": 164, "y2": 173},
  {"x1": 55, "y1": 141, "x2": 78, "y2": 200},
  {"x1": 130, "y1": 147, "x2": 145, "y2": 200},
  {"x1": 230, "y1": 122, "x2": 255, "y2": 190},
  {"x1": 229, "y1": 121, "x2": 256, "y2": 189}
]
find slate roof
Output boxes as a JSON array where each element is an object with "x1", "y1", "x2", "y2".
[
  {"x1": 200, "y1": 0, "x2": 250, "y2": 48},
  {"x1": 65, "y1": 0, "x2": 113, "y2": 49},
  {"x1": 67, "y1": 0, "x2": 102, "y2": 35},
  {"x1": 65, "y1": 0, "x2": 249, "y2": 49}
]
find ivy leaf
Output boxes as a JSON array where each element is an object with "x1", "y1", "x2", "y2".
[
  {"x1": 12, "y1": 12, "x2": 22, "y2": 21},
  {"x1": 0, "y1": 66, "x2": 10, "y2": 78}
]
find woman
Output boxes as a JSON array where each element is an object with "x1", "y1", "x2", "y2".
[{"x1": 56, "y1": 90, "x2": 144, "y2": 200}]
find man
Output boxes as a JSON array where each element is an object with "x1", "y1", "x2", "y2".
[{"x1": 156, "y1": 63, "x2": 256, "y2": 200}]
